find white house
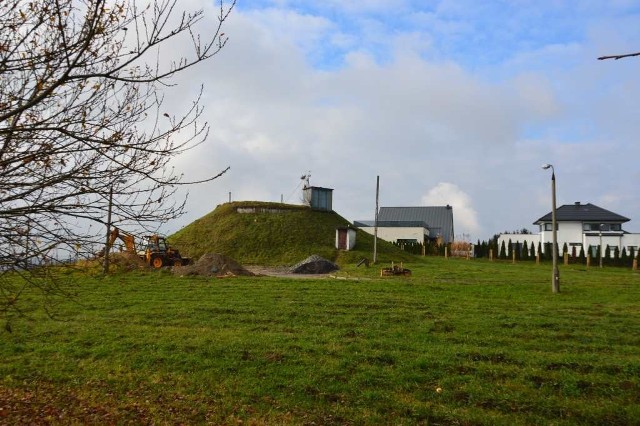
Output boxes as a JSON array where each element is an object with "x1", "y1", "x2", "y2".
[
  {"x1": 498, "y1": 202, "x2": 640, "y2": 257},
  {"x1": 354, "y1": 206, "x2": 455, "y2": 244}
]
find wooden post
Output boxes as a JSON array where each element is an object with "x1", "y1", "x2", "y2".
[
  {"x1": 373, "y1": 176, "x2": 379, "y2": 264},
  {"x1": 445, "y1": 247, "x2": 448, "y2": 259},
  {"x1": 103, "y1": 187, "x2": 113, "y2": 275},
  {"x1": 586, "y1": 254, "x2": 591, "y2": 269},
  {"x1": 489, "y1": 249, "x2": 494, "y2": 261},
  {"x1": 512, "y1": 250, "x2": 516, "y2": 264},
  {"x1": 536, "y1": 254, "x2": 540, "y2": 265},
  {"x1": 564, "y1": 253, "x2": 569, "y2": 266},
  {"x1": 633, "y1": 259, "x2": 638, "y2": 271}
]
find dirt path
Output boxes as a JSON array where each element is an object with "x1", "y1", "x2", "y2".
[{"x1": 244, "y1": 265, "x2": 332, "y2": 279}]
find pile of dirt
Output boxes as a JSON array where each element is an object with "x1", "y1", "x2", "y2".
[
  {"x1": 173, "y1": 253, "x2": 254, "y2": 277},
  {"x1": 290, "y1": 254, "x2": 339, "y2": 274},
  {"x1": 110, "y1": 252, "x2": 148, "y2": 271}
]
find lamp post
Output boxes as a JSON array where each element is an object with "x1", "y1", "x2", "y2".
[
  {"x1": 542, "y1": 164, "x2": 560, "y2": 293},
  {"x1": 599, "y1": 223, "x2": 604, "y2": 268}
]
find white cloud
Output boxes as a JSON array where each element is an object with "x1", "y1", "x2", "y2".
[
  {"x1": 157, "y1": 2, "x2": 640, "y2": 240},
  {"x1": 421, "y1": 183, "x2": 481, "y2": 236}
]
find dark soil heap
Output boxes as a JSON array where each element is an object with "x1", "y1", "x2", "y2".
[
  {"x1": 290, "y1": 254, "x2": 339, "y2": 274},
  {"x1": 173, "y1": 253, "x2": 254, "y2": 277},
  {"x1": 110, "y1": 252, "x2": 148, "y2": 271}
]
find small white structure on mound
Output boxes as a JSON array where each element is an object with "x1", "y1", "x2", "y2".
[{"x1": 335, "y1": 227, "x2": 356, "y2": 250}]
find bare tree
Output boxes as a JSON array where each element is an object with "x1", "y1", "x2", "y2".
[
  {"x1": 0, "y1": 0, "x2": 234, "y2": 322},
  {"x1": 598, "y1": 52, "x2": 640, "y2": 60}
]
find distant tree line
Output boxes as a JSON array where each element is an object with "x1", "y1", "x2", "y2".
[
  {"x1": 393, "y1": 235, "x2": 639, "y2": 268},
  {"x1": 474, "y1": 237, "x2": 639, "y2": 268}
]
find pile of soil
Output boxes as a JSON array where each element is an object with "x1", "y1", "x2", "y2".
[
  {"x1": 290, "y1": 254, "x2": 339, "y2": 274},
  {"x1": 110, "y1": 252, "x2": 148, "y2": 271},
  {"x1": 173, "y1": 253, "x2": 254, "y2": 277}
]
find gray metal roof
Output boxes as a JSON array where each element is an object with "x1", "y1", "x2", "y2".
[
  {"x1": 354, "y1": 220, "x2": 430, "y2": 228},
  {"x1": 534, "y1": 202, "x2": 630, "y2": 224},
  {"x1": 378, "y1": 206, "x2": 455, "y2": 243}
]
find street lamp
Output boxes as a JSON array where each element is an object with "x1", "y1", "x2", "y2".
[
  {"x1": 542, "y1": 164, "x2": 560, "y2": 293},
  {"x1": 599, "y1": 223, "x2": 604, "y2": 268}
]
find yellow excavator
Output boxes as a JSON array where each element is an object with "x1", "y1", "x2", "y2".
[
  {"x1": 104, "y1": 228, "x2": 191, "y2": 268},
  {"x1": 142, "y1": 234, "x2": 191, "y2": 268}
]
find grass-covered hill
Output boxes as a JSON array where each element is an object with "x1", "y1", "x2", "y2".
[{"x1": 169, "y1": 201, "x2": 413, "y2": 266}]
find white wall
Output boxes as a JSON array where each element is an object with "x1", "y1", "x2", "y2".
[
  {"x1": 497, "y1": 234, "x2": 540, "y2": 255},
  {"x1": 359, "y1": 226, "x2": 427, "y2": 243},
  {"x1": 501, "y1": 222, "x2": 640, "y2": 257}
]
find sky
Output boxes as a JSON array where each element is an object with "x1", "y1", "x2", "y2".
[{"x1": 163, "y1": 0, "x2": 640, "y2": 241}]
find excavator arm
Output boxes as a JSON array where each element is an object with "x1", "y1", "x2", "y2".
[{"x1": 106, "y1": 228, "x2": 137, "y2": 254}]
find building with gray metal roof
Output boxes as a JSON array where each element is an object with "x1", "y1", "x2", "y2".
[{"x1": 354, "y1": 205, "x2": 455, "y2": 244}]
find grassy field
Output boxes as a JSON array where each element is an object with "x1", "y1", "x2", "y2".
[{"x1": 1, "y1": 258, "x2": 640, "y2": 424}]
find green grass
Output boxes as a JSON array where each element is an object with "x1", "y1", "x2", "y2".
[
  {"x1": 2, "y1": 259, "x2": 640, "y2": 424},
  {"x1": 168, "y1": 201, "x2": 412, "y2": 266}
]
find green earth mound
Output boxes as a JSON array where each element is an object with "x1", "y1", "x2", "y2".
[{"x1": 169, "y1": 201, "x2": 412, "y2": 266}]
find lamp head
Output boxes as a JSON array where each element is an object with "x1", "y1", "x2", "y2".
[{"x1": 542, "y1": 164, "x2": 552, "y2": 170}]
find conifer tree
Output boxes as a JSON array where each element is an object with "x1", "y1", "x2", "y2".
[
  {"x1": 500, "y1": 241, "x2": 507, "y2": 259},
  {"x1": 621, "y1": 247, "x2": 628, "y2": 267},
  {"x1": 521, "y1": 241, "x2": 529, "y2": 260}
]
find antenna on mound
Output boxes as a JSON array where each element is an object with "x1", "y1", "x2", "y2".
[
  {"x1": 301, "y1": 171, "x2": 311, "y2": 205},
  {"x1": 284, "y1": 171, "x2": 311, "y2": 204},
  {"x1": 301, "y1": 171, "x2": 311, "y2": 189}
]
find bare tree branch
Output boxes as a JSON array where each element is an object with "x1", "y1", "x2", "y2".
[
  {"x1": 0, "y1": 0, "x2": 236, "y2": 321},
  {"x1": 598, "y1": 51, "x2": 640, "y2": 60}
]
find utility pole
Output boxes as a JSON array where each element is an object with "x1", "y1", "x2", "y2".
[
  {"x1": 373, "y1": 175, "x2": 379, "y2": 264},
  {"x1": 103, "y1": 186, "x2": 114, "y2": 275}
]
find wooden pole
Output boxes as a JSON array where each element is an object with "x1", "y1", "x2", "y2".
[
  {"x1": 103, "y1": 187, "x2": 113, "y2": 275},
  {"x1": 373, "y1": 176, "x2": 379, "y2": 264}
]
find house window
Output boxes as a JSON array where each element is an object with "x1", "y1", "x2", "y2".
[
  {"x1": 543, "y1": 223, "x2": 557, "y2": 231},
  {"x1": 583, "y1": 223, "x2": 622, "y2": 232}
]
